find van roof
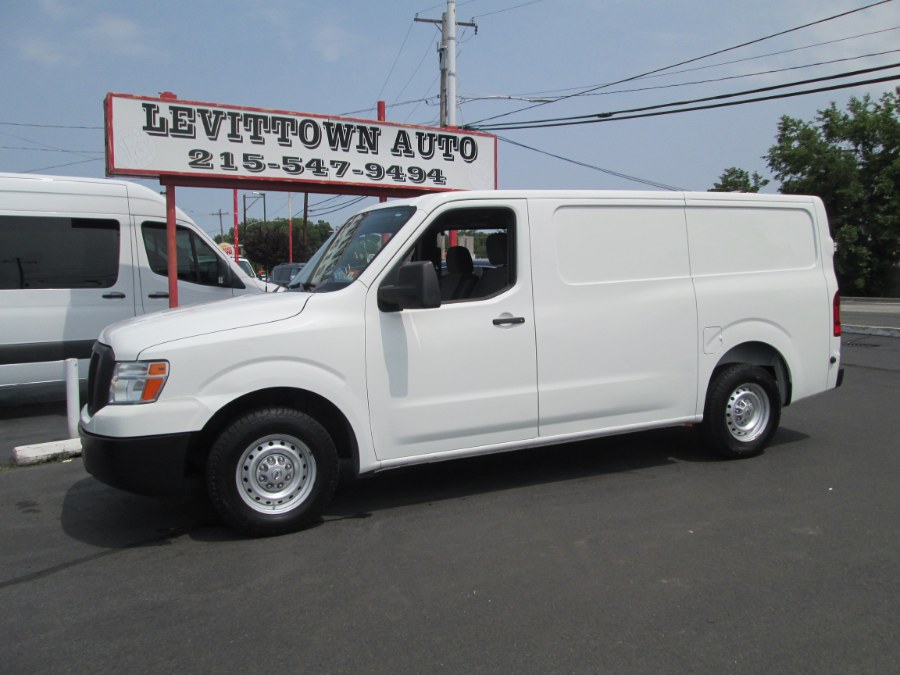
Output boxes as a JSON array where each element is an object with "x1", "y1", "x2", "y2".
[
  {"x1": 354, "y1": 189, "x2": 819, "y2": 216},
  {"x1": 0, "y1": 172, "x2": 192, "y2": 221}
]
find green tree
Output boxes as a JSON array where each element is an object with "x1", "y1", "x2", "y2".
[
  {"x1": 710, "y1": 167, "x2": 769, "y2": 193},
  {"x1": 242, "y1": 218, "x2": 333, "y2": 273},
  {"x1": 766, "y1": 88, "x2": 900, "y2": 296}
]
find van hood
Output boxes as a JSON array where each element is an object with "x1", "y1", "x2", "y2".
[{"x1": 100, "y1": 292, "x2": 310, "y2": 358}]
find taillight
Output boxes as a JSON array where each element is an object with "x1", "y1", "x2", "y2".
[{"x1": 833, "y1": 291, "x2": 841, "y2": 337}]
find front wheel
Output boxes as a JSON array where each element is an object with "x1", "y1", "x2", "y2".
[
  {"x1": 700, "y1": 364, "x2": 782, "y2": 459},
  {"x1": 207, "y1": 407, "x2": 339, "y2": 536}
]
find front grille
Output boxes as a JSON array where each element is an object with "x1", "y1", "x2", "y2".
[{"x1": 87, "y1": 342, "x2": 115, "y2": 416}]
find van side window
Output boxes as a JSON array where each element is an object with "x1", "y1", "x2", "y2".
[
  {"x1": 141, "y1": 222, "x2": 230, "y2": 287},
  {"x1": 401, "y1": 207, "x2": 515, "y2": 303},
  {"x1": 0, "y1": 215, "x2": 119, "y2": 290}
]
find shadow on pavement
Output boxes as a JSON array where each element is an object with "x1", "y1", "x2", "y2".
[{"x1": 58, "y1": 424, "x2": 810, "y2": 545}]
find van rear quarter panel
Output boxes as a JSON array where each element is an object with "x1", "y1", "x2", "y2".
[
  {"x1": 685, "y1": 196, "x2": 832, "y2": 406},
  {"x1": 528, "y1": 197, "x2": 699, "y2": 436}
]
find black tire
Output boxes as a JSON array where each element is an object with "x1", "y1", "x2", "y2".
[
  {"x1": 700, "y1": 364, "x2": 782, "y2": 459},
  {"x1": 206, "y1": 407, "x2": 339, "y2": 536}
]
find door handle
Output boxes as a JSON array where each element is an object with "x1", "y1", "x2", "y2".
[
  {"x1": 148, "y1": 292, "x2": 169, "y2": 299},
  {"x1": 102, "y1": 292, "x2": 126, "y2": 299},
  {"x1": 493, "y1": 316, "x2": 525, "y2": 326}
]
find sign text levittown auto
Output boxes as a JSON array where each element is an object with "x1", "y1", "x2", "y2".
[{"x1": 105, "y1": 93, "x2": 497, "y2": 194}]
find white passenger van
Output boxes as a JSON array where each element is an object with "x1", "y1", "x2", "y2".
[
  {"x1": 80, "y1": 190, "x2": 843, "y2": 535},
  {"x1": 0, "y1": 173, "x2": 272, "y2": 395}
]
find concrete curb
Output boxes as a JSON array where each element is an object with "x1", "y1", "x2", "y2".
[
  {"x1": 842, "y1": 325, "x2": 900, "y2": 338},
  {"x1": 843, "y1": 297, "x2": 900, "y2": 305},
  {"x1": 13, "y1": 438, "x2": 82, "y2": 466}
]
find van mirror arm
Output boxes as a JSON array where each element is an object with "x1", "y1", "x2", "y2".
[{"x1": 378, "y1": 261, "x2": 441, "y2": 312}]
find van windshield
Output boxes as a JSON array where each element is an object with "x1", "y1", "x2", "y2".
[{"x1": 302, "y1": 205, "x2": 415, "y2": 292}]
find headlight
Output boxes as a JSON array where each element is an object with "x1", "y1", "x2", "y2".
[{"x1": 109, "y1": 361, "x2": 169, "y2": 404}]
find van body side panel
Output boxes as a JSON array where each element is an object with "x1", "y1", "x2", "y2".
[
  {"x1": 0, "y1": 179, "x2": 137, "y2": 387},
  {"x1": 364, "y1": 199, "x2": 539, "y2": 460},
  {"x1": 685, "y1": 197, "x2": 831, "y2": 405},
  {"x1": 529, "y1": 198, "x2": 700, "y2": 435}
]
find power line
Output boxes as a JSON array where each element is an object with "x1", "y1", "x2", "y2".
[
  {"x1": 1, "y1": 129, "x2": 99, "y2": 161},
  {"x1": 622, "y1": 25, "x2": 900, "y2": 84},
  {"x1": 1, "y1": 146, "x2": 103, "y2": 153},
  {"x1": 0, "y1": 121, "x2": 103, "y2": 129},
  {"x1": 496, "y1": 135, "x2": 685, "y2": 190},
  {"x1": 508, "y1": 24, "x2": 900, "y2": 101},
  {"x1": 472, "y1": 61, "x2": 900, "y2": 130},
  {"x1": 21, "y1": 158, "x2": 101, "y2": 173},
  {"x1": 344, "y1": 23, "x2": 900, "y2": 117},
  {"x1": 467, "y1": 0, "x2": 896, "y2": 127},
  {"x1": 474, "y1": 73, "x2": 900, "y2": 130},
  {"x1": 471, "y1": 0, "x2": 546, "y2": 20},
  {"x1": 392, "y1": 29, "x2": 440, "y2": 108},
  {"x1": 308, "y1": 196, "x2": 368, "y2": 217},
  {"x1": 281, "y1": 194, "x2": 370, "y2": 219},
  {"x1": 528, "y1": 49, "x2": 900, "y2": 101},
  {"x1": 460, "y1": 48, "x2": 900, "y2": 110},
  {"x1": 375, "y1": 20, "x2": 416, "y2": 103}
]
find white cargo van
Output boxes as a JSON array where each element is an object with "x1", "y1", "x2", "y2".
[
  {"x1": 0, "y1": 173, "x2": 272, "y2": 394},
  {"x1": 80, "y1": 190, "x2": 843, "y2": 535}
]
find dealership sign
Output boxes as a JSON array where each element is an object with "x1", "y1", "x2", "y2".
[{"x1": 104, "y1": 93, "x2": 497, "y2": 193}]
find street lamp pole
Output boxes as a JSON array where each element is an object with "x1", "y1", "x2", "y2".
[
  {"x1": 242, "y1": 194, "x2": 248, "y2": 253},
  {"x1": 241, "y1": 192, "x2": 267, "y2": 253},
  {"x1": 252, "y1": 191, "x2": 267, "y2": 224}
]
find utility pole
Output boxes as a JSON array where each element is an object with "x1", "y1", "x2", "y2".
[
  {"x1": 210, "y1": 209, "x2": 228, "y2": 240},
  {"x1": 415, "y1": 0, "x2": 476, "y2": 128}
]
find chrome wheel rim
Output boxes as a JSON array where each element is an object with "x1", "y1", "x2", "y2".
[
  {"x1": 725, "y1": 383, "x2": 770, "y2": 442},
  {"x1": 236, "y1": 434, "x2": 316, "y2": 514}
]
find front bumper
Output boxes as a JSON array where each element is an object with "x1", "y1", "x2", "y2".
[{"x1": 80, "y1": 426, "x2": 195, "y2": 496}]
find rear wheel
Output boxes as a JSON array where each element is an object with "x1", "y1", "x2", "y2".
[
  {"x1": 207, "y1": 407, "x2": 338, "y2": 536},
  {"x1": 700, "y1": 364, "x2": 781, "y2": 459}
]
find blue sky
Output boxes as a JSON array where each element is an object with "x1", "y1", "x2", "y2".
[{"x1": 2, "y1": 0, "x2": 899, "y2": 237}]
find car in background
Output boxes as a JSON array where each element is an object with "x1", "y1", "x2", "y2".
[
  {"x1": 270, "y1": 262, "x2": 305, "y2": 287},
  {"x1": 237, "y1": 258, "x2": 256, "y2": 278}
]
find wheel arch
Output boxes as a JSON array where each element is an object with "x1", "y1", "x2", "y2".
[
  {"x1": 188, "y1": 387, "x2": 359, "y2": 477},
  {"x1": 710, "y1": 341, "x2": 792, "y2": 407}
]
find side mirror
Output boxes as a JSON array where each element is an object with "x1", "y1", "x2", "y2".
[
  {"x1": 217, "y1": 260, "x2": 246, "y2": 289},
  {"x1": 378, "y1": 261, "x2": 441, "y2": 312}
]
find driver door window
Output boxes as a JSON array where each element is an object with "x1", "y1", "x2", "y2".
[{"x1": 402, "y1": 206, "x2": 516, "y2": 302}]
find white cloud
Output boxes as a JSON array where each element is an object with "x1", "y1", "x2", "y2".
[
  {"x1": 83, "y1": 14, "x2": 154, "y2": 57},
  {"x1": 15, "y1": 34, "x2": 69, "y2": 65},
  {"x1": 311, "y1": 24, "x2": 356, "y2": 63},
  {"x1": 14, "y1": 11, "x2": 155, "y2": 67},
  {"x1": 36, "y1": 0, "x2": 81, "y2": 21}
]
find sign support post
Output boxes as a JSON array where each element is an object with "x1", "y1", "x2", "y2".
[{"x1": 165, "y1": 184, "x2": 179, "y2": 308}]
